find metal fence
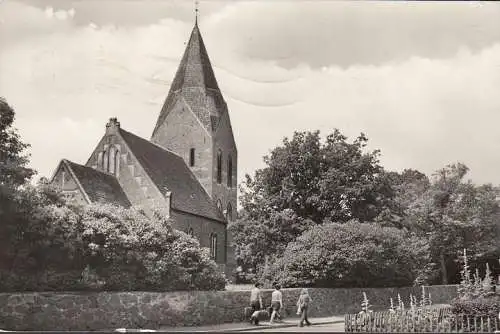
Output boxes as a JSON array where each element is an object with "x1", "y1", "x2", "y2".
[{"x1": 345, "y1": 307, "x2": 500, "y2": 333}]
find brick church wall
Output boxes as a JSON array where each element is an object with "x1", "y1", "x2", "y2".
[
  {"x1": 212, "y1": 109, "x2": 238, "y2": 275},
  {"x1": 151, "y1": 99, "x2": 213, "y2": 197},
  {"x1": 86, "y1": 130, "x2": 169, "y2": 215},
  {"x1": 170, "y1": 210, "x2": 227, "y2": 264}
]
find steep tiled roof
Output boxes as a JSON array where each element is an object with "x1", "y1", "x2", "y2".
[
  {"x1": 63, "y1": 159, "x2": 131, "y2": 208},
  {"x1": 153, "y1": 23, "x2": 225, "y2": 136},
  {"x1": 119, "y1": 128, "x2": 226, "y2": 223}
]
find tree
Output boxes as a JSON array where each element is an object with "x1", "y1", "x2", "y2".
[
  {"x1": 266, "y1": 221, "x2": 429, "y2": 288},
  {"x1": 232, "y1": 130, "x2": 395, "y2": 274},
  {"x1": 240, "y1": 130, "x2": 392, "y2": 224},
  {"x1": 229, "y1": 209, "x2": 315, "y2": 274},
  {"x1": 0, "y1": 97, "x2": 35, "y2": 190},
  {"x1": 405, "y1": 163, "x2": 500, "y2": 284}
]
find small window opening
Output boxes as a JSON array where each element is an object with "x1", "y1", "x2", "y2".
[{"x1": 190, "y1": 148, "x2": 195, "y2": 167}]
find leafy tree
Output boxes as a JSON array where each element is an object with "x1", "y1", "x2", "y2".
[
  {"x1": 405, "y1": 163, "x2": 500, "y2": 284},
  {"x1": 0, "y1": 98, "x2": 35, "y2": 190},
  {"x1": 232, "y1": 130, "x2": 394, "y2": 274},
  {"x1": 266, "y1": 221, "x2": 429, "y2": 288},
  {"x1": 240, "y1": 130, "x2": 392, "y2": 224}
]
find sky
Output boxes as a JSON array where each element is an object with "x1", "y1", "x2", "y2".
[{"x1": 2, "y1": 0, "x2": 500, "y2": 195}]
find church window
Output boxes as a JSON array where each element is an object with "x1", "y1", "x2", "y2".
[
  {"x1": 114, "y1": 149, "x2": 120, "y2": 176},
  {"x1": 190, "y1": 148, "x2": 195, "y2": 167},
  {"x1": 103, "y1": 150, "x2": 109, "y2": 172},
  {"x1": 108, "y1": 146, "x2": 116, "y2": 174},
  {"x1": 226, "y1": 202, "x2": 233, "y2": 221},
  {"x1": 210, "y1": 233, "x2": 217, "y2": 260},
  {"x1": 61, "y1": 170, "x2": 66, "y2": 189},
  {"x1": 97, "y1": 152, "x2": 104, "y2": 169},
  {"x1": 227, "y1": 154, "x2": 233, "y2": 188},
  {"x1": 216, "y1": 151, "x2": 222, "y2": 184},
  {"x1": 216, "y1": 199, "x2": 222, "y2": 213}
]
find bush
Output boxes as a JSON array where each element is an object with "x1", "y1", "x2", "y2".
[
  {"x1": 0, "y1": 183, "x2": 88, "y2": 291},
  {"x1": 451, "y1": 295, "x2": 500, "y2": 317},
  {"x1": 265, "y1": 220, "x2": 429, "y2": 288},
  {"x1": 0, "y1": 184, "x2": 226, "y2": 292}
]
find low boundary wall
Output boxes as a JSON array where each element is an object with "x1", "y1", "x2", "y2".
[{"x1": 0, "y1": 285, "x2": 458, "y2": 330}]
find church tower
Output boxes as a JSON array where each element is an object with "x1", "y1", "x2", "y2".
[{"x1": 151, "y1": 21, "x2": 238, "y2": 224}]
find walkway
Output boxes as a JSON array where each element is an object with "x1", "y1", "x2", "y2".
[{"x1": 114, "y1": 315, "x2": 344, "y2": 332}]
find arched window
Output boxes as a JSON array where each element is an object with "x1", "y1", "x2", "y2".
[
  {"x1": 216, "y1": 199, "x2": 222, "y2": 213},
  {"x1": 226, "y1": 202, "x2": 233, "y2": 221},
  {"x1": 210, "y1": 233, "x2": 217, "y2": 260},
  {"x1": 103, "y1": 150, "x2": 109, "y2": 172},
  {"x1": 108, "y1": 146, "x2": 116, "y2": 174},
  {"x1": 216, "y1": 150, "x2": 222, "y2": 184},
  {"x1": 189, "y1": 148, "x2": 195, "y2": 167},
  {"x1": 227, "y1": 154, "x2": 233, "y2": 188},
  {"x1": 114, "y1": 149, "x2": 120, "y2": 176},
  {"x1": 97, "y1": 152, "x2": 104, "y2": 169}
]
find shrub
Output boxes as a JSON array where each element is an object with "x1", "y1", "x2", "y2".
[
  {"x1": 451, "y1": 295, "x2": 500, "y2": 317},
  {"x1": 0, "y1": 184, "x2": 226, "y2": 292},
  {"x1": 266, "y1": 221, "x2": 429, "y2": 288},
  {"x1": 78, "y1": 204, "x2": 226, "y2": 291},
  {"x1": 0, "y1": 184, "x2": 88, "y2": 291}
]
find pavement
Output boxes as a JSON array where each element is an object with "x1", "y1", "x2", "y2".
[{"x1": 113, "y1": 315, "x2": 345, "y2": 332}]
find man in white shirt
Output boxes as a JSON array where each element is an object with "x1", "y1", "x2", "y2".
[{"x1": 270, "y1": 284, "x2": 283, "y2": 324}]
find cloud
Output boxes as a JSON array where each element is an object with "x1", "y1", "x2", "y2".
[
  {"x1": 44, "y1": 6, "x2": 75, "y2": 21},
  {"x1": 206, "y1": 1, "x2": 500, "y2": 69},
  {"x1": 0, "y1": 1, "x2": 75, "y2": 47},
  {"x1": 2, "y1": 0, "x2": 500, "y2": 193},
  {"x1": 15, "y1": 0, "x2": 228, "y2": 27}
]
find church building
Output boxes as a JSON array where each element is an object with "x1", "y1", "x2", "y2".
[{"x1": 50, "y1": 20, "x2": 237, "y2": 275}]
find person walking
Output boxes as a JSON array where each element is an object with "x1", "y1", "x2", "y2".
[
  {"x1": 296, "y1": 288, "x2": 312, "y2": 327},
  {"x1": 270, "y1": 284, "x2": 283, "y2": 324},
  {"x1": 249, "y1": 282, "x2": 263, "y2": 325}
]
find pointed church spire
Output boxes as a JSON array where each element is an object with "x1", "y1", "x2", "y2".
[{"x1": 152, "y1": 17, "x2": 225, "y2": 136}]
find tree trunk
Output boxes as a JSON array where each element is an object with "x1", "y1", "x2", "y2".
[{"x1": 440, "y1": 251, "x2": 448, "y2": 284}]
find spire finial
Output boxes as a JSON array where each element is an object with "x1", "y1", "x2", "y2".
[{"x1": 195, "y1": 0, "x2": 199, "y2": 24}]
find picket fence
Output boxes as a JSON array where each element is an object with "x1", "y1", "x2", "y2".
[{"x1": 345, "y1": 307, "x2": 500, "y2": 333}]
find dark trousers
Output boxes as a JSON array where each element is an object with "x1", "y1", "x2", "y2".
[
  {"x1": 300, "y1": 305, "x2": 311, "y2": 326},
  {"x1": 250, "y1": 301, "x2": 260, "y2": 325},
  {"x1": 250, "y1": 301, "x2": 260, "y2": 313}
]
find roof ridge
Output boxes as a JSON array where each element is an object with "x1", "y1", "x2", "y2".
[{"x1": 118, "y1": 128, "x2": 225, "y2": 223}]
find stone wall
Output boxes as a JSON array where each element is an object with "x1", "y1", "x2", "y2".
[{"x1": 0, "y1": 285, "x2": 458, "y2": 331}]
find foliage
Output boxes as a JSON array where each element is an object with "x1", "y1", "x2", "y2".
[
  {"x1": 0, "y1": 183, "x2": 226, "y2": 292},
  {"x1": 233, "y1": 130, "x2": 396, "y2": 273},
  {"x1": 228, "y1": 208, "x2": 315, "y2": 274},
  {"x1": 451, "y1": 295, "x2": 500, "y2": 317},
  {"x1": 457, "y1": 248, "x2": 497, "y2": 300},
  {"x1": 404, "y1": 163, "x2": 500, "y2": 284},
  {"x1": 360, "y1": 292, "x2": 372, "y2": 314},
  {"x1": 264, "y1": 221, "x2": 429, "y2": 288},
  {"x1": 0, "y1": 98, "x2": 35, "y2": 190},
  {"x1": 452, "y1": 248, "x2": 499, "y2": 318},
  {"x1": 0, "y1": 182, "x2": 87, "y2": 291},
  {"x1": 240, "y1": 130, "x2": 392, "y2": 224}
]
